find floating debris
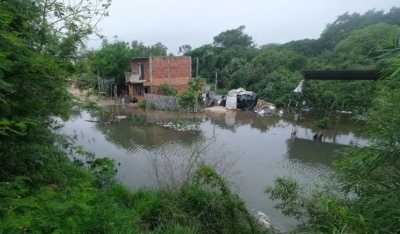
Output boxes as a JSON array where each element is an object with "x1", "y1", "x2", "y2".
[
  {"x1": 156, "y1": 121, "x2": 201, "y2": 133},
  {"x1": 115, "y1": 115, "x2": 127, "y2": 121},
  {"x1": 252, "y1": 210, "x2": 280, "y2": 232},
  {"x1": 71, "y1": 105, "x2": 80, "y2": 112},
  {"x1": 255, "y1": 210, "x2": 271, "y2": 229}
]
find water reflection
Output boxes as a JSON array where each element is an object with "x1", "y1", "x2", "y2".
[
  {"x1": 61, "y1": 107, "x2": 366, "y2": 230},
  {"x1": 286, "y1": 138, "x2": 347, "y2": 166},
  {"x1": 94, "y1": 121, "x2": 204, "y2": 154},
  {"x1": 207, "y1": 110, "x2": 282, "y2": 133}
]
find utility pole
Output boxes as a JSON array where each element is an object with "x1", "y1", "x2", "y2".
[
  {"x1": 97, "y1": 66, "x2": 101, "y2": 93},
  {"x1": 196, "y1": 57, "x2": 199, "y2": 77},
  {"x1": 215, "y1": 72, "x2": 218, "y2": 92}
]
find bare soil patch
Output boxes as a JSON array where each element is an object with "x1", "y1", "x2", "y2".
[
  {"x1": 68, "y1": 85, "x2": 116, "y2": 106},
  {"x1": 203, "y1": 106, "x2": 233, "y2": 113}
]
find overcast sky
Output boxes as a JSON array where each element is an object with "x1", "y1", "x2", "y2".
[{"x1": 91, "y1": 0, "x2": 399, "y2": 53}]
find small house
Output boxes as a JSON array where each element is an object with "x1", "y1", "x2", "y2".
[{"x1": 125, "y1": 56, "x2": 191, "y2": 102}]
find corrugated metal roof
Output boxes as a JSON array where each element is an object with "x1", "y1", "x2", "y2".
[{"x1": 301, "y1": 70, "x2": 381, "y2": 80}]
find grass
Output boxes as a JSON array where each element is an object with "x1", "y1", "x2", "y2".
[
  {"x1": 0, "y1": 140, "x2": 274, "y2": 234},
  {"x1": 132, "y1": 113, "x2": 145, "y2": 123}
]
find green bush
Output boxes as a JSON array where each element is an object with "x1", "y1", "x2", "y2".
[
  {"x1": 132, "y1": 113, "x2": 145, "y2": 123},
  {"x1": 265, "y1": 33, "x2": 400, "y2": 234},
  {"x1": 0, "y1": 136, "x2": 272, "y2": 234},
  {"x1": 315, "y1": 117, "x2": 330, "y2": 129},
  {"x1": 157, "y1": 83, "x2": 177, "y2": 96},
  {"x1": 139, "y1": 99, "x2": 147, "y2": 109},
  {"x1": 179, "y1": 89, "x2": 198, "y2": 112}
]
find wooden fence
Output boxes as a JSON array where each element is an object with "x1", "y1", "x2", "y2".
[{"x1": 144, "y1": 93, "x2": 198, "y2": 112}]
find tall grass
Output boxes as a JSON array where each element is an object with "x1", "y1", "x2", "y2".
[{"x1": 0, "y1": 137, "x2": 273, "y2": 233}]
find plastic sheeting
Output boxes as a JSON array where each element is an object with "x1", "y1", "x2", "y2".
[
  {"x1": 226, "y1": 87, "x2": 258, "y2": 111},
  {"x1": 237, "y1": 93, "x2": 258, "y2": 110},
  {"x1": 293, "y1": 80, "x2": 305, "y2": 93},
  {"x1": 226, "y1": 96, "x2": 237, "y2": 109}
]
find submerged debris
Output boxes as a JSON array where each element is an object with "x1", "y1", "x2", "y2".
[
  {"x1": 255, "y1": 210, "x2": 271, "y2": 229},
  {"x1": 114, "y1": 115, "x2": 127, "y2": 121},
  {"x1": 156, "y1": 121, "x2": 201, "y2": 133},
  {"x1": 252, "y1": 210, "x2": 280, "y2": 232}
]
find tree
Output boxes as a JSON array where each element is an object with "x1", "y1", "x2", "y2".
[
  {"x1": 316, "y1": 8, "x2": 400, "y2": 52},
  {"x1": 265, "y1": 32, "x2": 400, "y2": 233},
  {"x1": 179, "y1": 89, "x2": 198, "y2": 112},
  {"x1": 178, "y1": 44, "x2": 192, "y2": 55},
  {"x1": 187, "y1": 77, "x2": 205, "y2": 92},
  {"x1": 157, "y1": 83, "x2": 177, "y2": 96},
  {"x1": 0, "y1": 0, "x2": 109, "y2": 124},
  {"x1": 148, "y1": 42, "x2": 168, "y2": 56},
  {"x1": 213, "y1": 25, "x2": 254, "y2": 50},
  {"x1": 178, "y1": 77, "x2": 205, "y2": 112},
  {"x1": 91, "y1": 40, "x2": 132, "y2": 83},
  {"x1": 330, "y1": 23, "x2": 398, "y2": 69},
  {"x1": 130, "y1": 40, "x2": 148, "y2": 57},
  {"x1": 280, "y1": 39, "x2": 319, "y2": 56},
  {"x1": 0, "y1": 0, "x2": 111, "y2": 182},
  {"x1": 185, "y1": 44, "x2": 217, "y2": 80}
]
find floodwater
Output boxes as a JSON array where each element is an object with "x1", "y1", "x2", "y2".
[{"x1": 61, "y1": 106, "x2": 366, "y2": 230}]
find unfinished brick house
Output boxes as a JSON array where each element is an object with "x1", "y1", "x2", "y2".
[{"x1": 125, "y1": 56, "x2": 191, "y2": 102}]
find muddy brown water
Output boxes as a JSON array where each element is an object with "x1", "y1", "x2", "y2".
[{"x1": 62, "y1": 106, "x2": 366, "y2": 230}]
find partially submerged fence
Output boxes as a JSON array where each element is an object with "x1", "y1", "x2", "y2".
[{"x1": 144, "y1": 93, "x2": 198, "y2": 112}]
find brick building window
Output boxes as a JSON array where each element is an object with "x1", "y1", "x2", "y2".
[
  {"x1": 135, "y1": 86, "x2": 142, "y2": 95},
  {"x1": 138, "y1": 63, "x2": 144, "y2": 80}
]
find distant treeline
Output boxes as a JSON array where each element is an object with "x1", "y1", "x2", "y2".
[{"x1": 78, "y1": 7, "x2": 400, "y2": 111}]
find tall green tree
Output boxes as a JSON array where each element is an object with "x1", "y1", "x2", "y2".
[
  {"x1": 213, "y1": 25, "x2": 254, "y2": 50},
  {"x1": 265, "y1": 32, "x2": 400, "y2": 233},
  {"x1": 185, "y1": 44, "x2": 218, "y2": 81},
  {"x1": 88, "y1": 40, "x2": 169, "y2": 84},
  {"x1": 317, "y1": 8, "x2": 400, "y2": 53},
  {"x1": 330, "y1": 23, "x2": 398, "y2": 69},
  {"x1": 178, "y1": 44, "x2": 192, "y2": 55},
  {"x1": 148, "y1": 42, "x2": 168, "y2": 56},
  {"x1": 91, "y1": 40, "x2": 132, "y2": 83},
  {"x1": 0, "y1": 0, "x2": 110, "y2": 174}
]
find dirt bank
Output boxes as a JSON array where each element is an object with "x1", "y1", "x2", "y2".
[
  {"x1": 68, "y1": 85, "x2": 116, "y2": 106},
  {"x1": 203, "y1": 106, "x2": 233, "y2": 113}
]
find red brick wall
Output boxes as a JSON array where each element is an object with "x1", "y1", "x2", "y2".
[
  {"x1": 130, "y1": 56, "x2": 191, "y2": 95},
  {"x1": 174, "y1": 84, "x2": 189, "y2": 94},
  {"x1": 151, "y1": 57, "x2": 190, "y2": 78},
  {"x1": 150, "y1": 56, "x2": 191, "y2": 86},
  {"x1": 130, "y1": 58, "x2": 150, "y2": 81}
]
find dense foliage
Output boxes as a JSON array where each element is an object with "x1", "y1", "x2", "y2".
[
  {"x1": 71, "y1": 8, "x2": 400, "y2": 112},
  {"x1": 3, "y1": 1, "x2": 400, "y2": 233},
  {"x1": 0, "y1": 1, "x2": 270, "y2": 233},
  {"x1": 178, "y1": 77, "x2": 205, "y2": 112},
  {"x1": 157, "y1": 83, "x2": 177, "y2": 96},
  {"x1": 265, "y1": 32, "x2": 400, "y2": 233},
  {"x1": 182, "y1": 9, "x2": 400, "y2": 110}
]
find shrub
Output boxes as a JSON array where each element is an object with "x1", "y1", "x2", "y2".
[
  {"x1": 315, "y1": 117, "x2": 330, "y2": 129},
  {"x1": 157, "y1": 83, "x2": 177, "y2": 96},
  {"x1": 132, "y1": 113, "x2": 145, "y2": 123},
  {"x1": 139, "y1": 99, "x2": 147, "y2": 109},
  {"x1": 179, "y1": 89, "x2": 198, "y2": 112}
]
